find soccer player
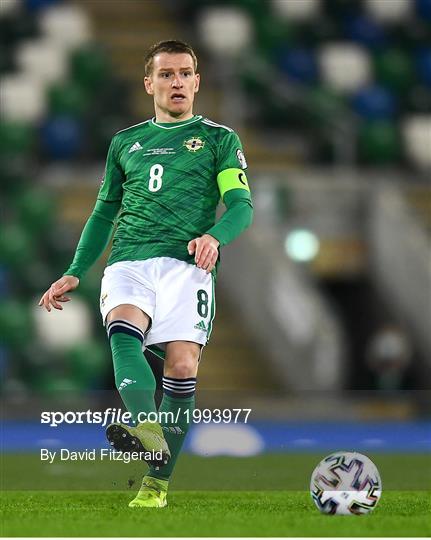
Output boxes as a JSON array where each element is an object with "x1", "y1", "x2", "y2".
[{"x1": 39, "y1": 40, "x2": 253, "y2": 507}]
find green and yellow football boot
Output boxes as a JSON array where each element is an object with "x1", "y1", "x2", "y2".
[
  {"x1": 106, "y1": 422, "x2": 170, "y2": 467},
  {"x1": 129, "y1": 476, "x2": 168, "y2": 508}
]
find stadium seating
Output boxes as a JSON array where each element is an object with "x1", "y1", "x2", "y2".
[
  {"x1": 1, "y1": 74, "x2": 46, "y2": 121},
  {"x1": 1, "y1": 0, "x2": 430, "y2": 397},
  {"x1": 352, "y1": 84, "x2": 397, "y2": 120},
  {"x1": 197, "y1": 6, "x2": 253, "y2": 56},
  {"x1": 193, "y1": 0, "x2": 430, "y2": 167},
  {"x1": 365, "y1": 0, "x2": 412, "y2": 22},
  {"x1": 15, "y1": 38, "x2": 68, "y2": 85},
  {"x1": 39, "y1": 3, "x2": 91, "y2": 51},
  {"x1": 0, "y1": 0, "x2": 127, "y2": 395},
  {"x1": 32, "y1": 296, "x2": 93, "y2": 350},
  {"x1": 320, "y1": 43, "x2": 371, "y2": 92},
  {"x1": 272, "y1": 0, "x2": 321, "y2": 21},
  {"x1": 4, "y1": 0, "x2": 423, "y2": 168},
  {"x1": 403, "y1": 115, "x2": 431, "y2": 169}
]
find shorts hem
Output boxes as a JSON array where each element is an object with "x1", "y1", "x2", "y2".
[
  {"x1": 100, "y1": 301, "x2": 154, "y2": 325},
  {"x1": 146, "y1": 333, "x2": 208, "y2": 347}
]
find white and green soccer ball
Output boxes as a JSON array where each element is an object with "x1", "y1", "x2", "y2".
[{"x1": 310, "y1": 451, "x2": 382, "y2": 515}]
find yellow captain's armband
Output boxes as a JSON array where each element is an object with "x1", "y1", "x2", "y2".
[{"x1": 217, "y1": 168, "x2": 250, "y2": 200}]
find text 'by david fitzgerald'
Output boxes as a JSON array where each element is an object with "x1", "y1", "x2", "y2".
[{"x1": 40, "y1": 448, "x2": 162, "y2": 464}]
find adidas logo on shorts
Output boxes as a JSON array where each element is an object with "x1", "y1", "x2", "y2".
[
  {"x1": 119, "y1": 378, "x2": 137, "y2": 390},
  {"x1": 194, "y1": 320, "x2": 207, "y2": 332}
]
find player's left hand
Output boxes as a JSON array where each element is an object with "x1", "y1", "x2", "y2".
[{"x1": 188, "y1": 234, "x2": 220, "y2": 273}]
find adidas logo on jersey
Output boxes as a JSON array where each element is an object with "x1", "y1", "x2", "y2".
[
  {"x1": 194, "y1": 320, "x2": 207, "y2": 332},
  {"x1": 119, "y1": 378, "x2": 136, "y2": 390},
  {"x1": 128, "y1": 142, "x2": 143, "y2": 153}
]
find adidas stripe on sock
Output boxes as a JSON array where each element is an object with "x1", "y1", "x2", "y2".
[
  {"x1": 107, "y1": 319, "x2": 145, "y2": 343},
  {"x1": 162, "y1": 376, "x2": 196, "y2": 398}
]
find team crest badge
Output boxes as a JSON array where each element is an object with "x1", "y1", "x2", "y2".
[{"x1": 184, "y1": 137, "x2": 205, "y2": 152}]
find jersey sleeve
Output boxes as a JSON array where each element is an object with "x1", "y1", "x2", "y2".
[
  {"x1": 63, "y1": 199, "x2": 120, "y2": 279},
  {"x1": 216, "y1": 130, "x2": 248, "y2": 173},
  {"x1": 206, "y1": 129, "x2": 253, "y2": 245},
  {"x1": 206, "y1": 189, "x2": 253, "y2": 247},
  {"x1": 216, "y1": 131, "x2": 250, "y2": 201},
  {"x1": 97, "y1": 135, "x2": 125, "y2": 202}
]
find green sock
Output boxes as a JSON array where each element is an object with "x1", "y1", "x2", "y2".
[
  {"x1": 148, "y1": 392, "x2": 195, "y2": 481},
  {"x1": 109, "y1": 327, "x2": 156, "y2": 422}
]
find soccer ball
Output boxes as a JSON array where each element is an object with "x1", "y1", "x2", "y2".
[{"x1": 310, "y1": 451, "x2": 382, "y2": 515}]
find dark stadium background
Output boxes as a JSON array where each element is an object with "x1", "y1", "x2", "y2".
[{"x1": 1, "y1": 0, "x2": 430, "y2": 495}]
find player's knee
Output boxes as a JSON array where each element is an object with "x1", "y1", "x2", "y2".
[
  {"x1": 165, "y1": 346, "x2": 199, "y2": 378},
  {"x1": 166, "y1": 357, "x2": 197, "y2": 379},
  {"x1": 106, "y1": 304, "x2": 150, "y2": 331},
  {"x1": 163, "y1": 350, "x2": 198, "y2": 397},
  {"x1": 165, "y1": 342, "x2": 200, "y2": 377}
]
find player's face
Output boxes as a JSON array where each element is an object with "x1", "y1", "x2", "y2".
[{"x1": 144, "y1": 52, "x2": 200, "y2": 122}]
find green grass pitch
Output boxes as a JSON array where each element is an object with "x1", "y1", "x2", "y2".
[{"x1": 1, "y1": 453, "x2": 430, "y2": 536}]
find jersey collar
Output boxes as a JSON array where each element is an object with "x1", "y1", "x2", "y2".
[{"x1": 150, "y1": 115, "x2": 202, "y2": 130}]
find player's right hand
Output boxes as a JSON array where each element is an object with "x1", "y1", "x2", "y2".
[{"x1": 38, "y1": 275, "x2": 80, "y2": 312}]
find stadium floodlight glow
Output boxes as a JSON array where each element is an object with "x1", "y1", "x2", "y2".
[{"x1": 284, "y1": 229, "x2": 320, "y2": 262}]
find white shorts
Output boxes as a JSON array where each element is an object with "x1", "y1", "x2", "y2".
[{"x1": 100, "y1": 257, "x2": 216, "y2": 349}]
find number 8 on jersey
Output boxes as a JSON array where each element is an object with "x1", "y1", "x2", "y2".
[{"x1": 149, "y1": 164, "x2": 164, "y2": 192}]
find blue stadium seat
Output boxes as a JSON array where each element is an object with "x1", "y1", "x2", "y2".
[
  {"x1": 416, "y1": 49, "x2": 431, "y2": 87},
  {"x1": 40, "y1": 115, "x2": 83, "y2": 160},
  {"x1": 24, "y1": 0, "x2": 60, "y2": 12},
  {"x1": 276, "y1": 47, "x2": 318, "y2": 83},
  {"x1": 352, "y1": 84, "x2": 397, "y2": 120},
  {"x1": 344, "y1": 14, "x2": 386, "y2": 49},
  {"x1": 416, "y1": 0, "x2": 431, "y2": 20}
]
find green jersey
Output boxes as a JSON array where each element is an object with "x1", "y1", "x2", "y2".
[{"x1": 98, "y1": 115, "x2": 250, "y2": 267}]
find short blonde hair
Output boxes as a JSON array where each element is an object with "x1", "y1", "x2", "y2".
[{"x1": 144, "y1": 40, "x2": 198, "y2": 76}]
